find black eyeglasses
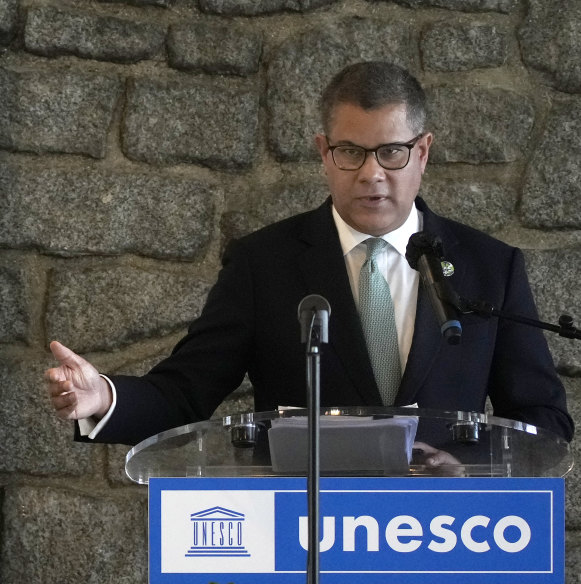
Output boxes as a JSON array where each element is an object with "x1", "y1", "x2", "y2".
[{"x1": 326, "y1": 134, "x2": 424, "y2": 171}]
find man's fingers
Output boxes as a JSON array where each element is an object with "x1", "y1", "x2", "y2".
[
  {"x1": 47, "y1": 378, "x2": 74, "y2": 397},
  {"x1": 49, "y1": 341, "x2": 85, "y2": 369},
  {"x1": 44, "y1": 367, "x2": 66, "y2": 384},
  {"x1": 51, "y1": 389, "x2": 77, "y2": 413}
]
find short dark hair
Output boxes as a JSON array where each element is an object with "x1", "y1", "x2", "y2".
[{"x1": 320, "y1": 61, "x2": 427, "y2": 135}]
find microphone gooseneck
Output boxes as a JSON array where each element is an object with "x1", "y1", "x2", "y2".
[{"x1": 406, "y1": 232, "x2": 462, "y2": 345}]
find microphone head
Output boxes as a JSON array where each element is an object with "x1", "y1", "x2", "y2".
[
  {"x1": 298, "y1": 294, "x2": 331, "y2": 345},
  {"x1": 297, "y1": 294, "x2": 331, "y2": 319},
  {"x1": 405, "y1": 232, "x2": 444, "y2": 270}
]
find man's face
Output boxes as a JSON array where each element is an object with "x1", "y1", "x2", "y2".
[{"x1": 315, "y1": 102, "x2": 432, "y2": 236}]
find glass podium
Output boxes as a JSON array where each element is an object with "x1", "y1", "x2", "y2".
[{"x1": 125, "y1": 407, "x2": 573, "y2": 483}]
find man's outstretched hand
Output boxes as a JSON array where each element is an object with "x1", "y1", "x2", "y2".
[{"x1": 45, "y1": 341, "x2": 112, "y2": 421}]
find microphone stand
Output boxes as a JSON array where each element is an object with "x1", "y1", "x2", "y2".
[
  {"x1": 298, "y1": 295, "x2": 330, "y2": 584},
  {"x1": 459, "y1": 299, "x2": 581, "y2": 341},
  {"x1": 306, "y1": 320, "x2": 321, "y2": 584}
]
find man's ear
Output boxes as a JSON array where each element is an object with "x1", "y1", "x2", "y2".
[
  {"x1": 419, "y1": 132, "x2": 433, "y2": 173},
  {"x1": 314, "y1": 133, "x2": 329, "y2": 163}
]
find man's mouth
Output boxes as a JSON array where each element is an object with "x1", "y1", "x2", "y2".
[{"x1": 358, "y1": 194, "x2": 389, "y2": 202}]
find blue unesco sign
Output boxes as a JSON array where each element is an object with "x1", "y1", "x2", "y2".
[{"x1": 149, "y1": 477, "x2": 564, "y2": 584}]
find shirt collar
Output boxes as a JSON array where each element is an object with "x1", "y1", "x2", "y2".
[{"x1": 332, "y1": 201, "x2": 423, "y2": 258}]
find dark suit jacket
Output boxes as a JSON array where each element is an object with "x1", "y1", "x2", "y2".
[{"x1": 92, "y1": 197, "x2": 573, "y2": 445}]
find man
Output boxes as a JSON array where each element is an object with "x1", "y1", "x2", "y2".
[{"x1": 46, "y1": 62, "x2": 574, "y2": 447}]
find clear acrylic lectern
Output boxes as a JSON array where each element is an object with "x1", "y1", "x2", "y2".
[{"x1": 125, "y1": 407, "x2": 573, "y2": 483}]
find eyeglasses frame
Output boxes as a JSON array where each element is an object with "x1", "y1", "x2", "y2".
[{"x1": 325, "y1": 133, "x2": 425, "y2": 171}]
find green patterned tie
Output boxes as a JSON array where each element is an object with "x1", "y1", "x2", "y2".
[{"x1": 359, "y1": 238, "x2": 402, "y2": 405}]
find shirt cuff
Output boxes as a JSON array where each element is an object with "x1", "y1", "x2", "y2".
[{"x1": 78, "y1": 374, "x2": 117, "y2": 439}]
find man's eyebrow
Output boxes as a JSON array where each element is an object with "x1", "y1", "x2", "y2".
[
  {"x1": 331, "y1": 138, "x2": 413, "y2": 147},
  {"x1": 331, "y1": 139, "x2": 361, "y2": 146}
]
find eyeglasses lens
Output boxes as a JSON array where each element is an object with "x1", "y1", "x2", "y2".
[{"x1": 333, "y1": 145, "x2": 410, "y2": 170}]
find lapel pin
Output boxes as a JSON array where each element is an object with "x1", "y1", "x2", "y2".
[{"x1": 441, "y1": 260, "x2": 455, "y2": 277}]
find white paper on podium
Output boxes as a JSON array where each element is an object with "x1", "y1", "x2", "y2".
[{"x1": 268, "y1": 416, "x2": 418, "y2": 474}]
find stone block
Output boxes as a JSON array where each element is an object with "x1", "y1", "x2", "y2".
[
  {"x1": 123, "y1": 77, "x2": 259, "y2": 169},
  {"x1": 267, "y1": 18, "x2": 416, "y2": 162},
  {"x1": 199, "y1": 0, "x2": 336, "y2": 15},
  {"x1": 108, "y1": 443, "x2": 135, "y2": 484},
  {"x1": 0, "y1": 68, "x2": 122, "y2": 158},
  {"x1": 519, "y1": 0, "x2": 581, "y2": 94},
  {"x1": 46, "y1": 264, "x2": 212, "y2": 353},
  {"x1": 98, "y1": 0, "x2": 172, "y2": 5},
  {"x1": 168, "y1": 21, "x2": 262, "y2": 76},
  {"x1": 212, "y1": 382, "x2": 255, "y2": 419},
  {"x1": 220, "y1": 179, "x2": 328, "y2": 250},
  {"x1": 0, "y1": 159, "x2": 215, "y2": 258},
  {"x1": 524, "y1": 248, "x2": 581, "y2": 375},
  {"x1": 0, "y1": 485, "x2": 147, "y2": 584},
  {"x1": 0, "y1": 256, "x2": 29, "y2": 343},
  {"x1": 421, "y1": 22, "x2": 508, "y2": 71},
  {"x1": 521, "y1": 98, "x2": 581, "y2": 229},
  {"x1": 567, "y1": 528, "x2": 581, "y2": 583},
  {"x1": 24, "y1": 5, "x2": 166, "y2": 63},
  {"x1": 420, "y1": 179, "x2": 516, "y2": 233},
  {"x1": 564, "y1": 377, "x2": 581, "y2": 529},
  {"x1": 390, "y1": 0, "x2": 515, "y2": 13},
  {"x1": 0, "y1": 356, "x2": 95, "y2": 475},
  {"x1": 253, "y1": 179, "x2": 329, "y2": 226},
  {"x1": 426, "y1": 87, "x2": 534, "y2": 164},
  {"x1": 0, "y1": 0, "x2": 18, "y2": 44}
]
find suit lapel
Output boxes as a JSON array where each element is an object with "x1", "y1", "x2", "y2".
[
  {"x1": 395, "y1": 197, "x2": 464, "y2": 405},
  {"x1": 297, "y1": 200, "x2": 382, "y2": 405}
]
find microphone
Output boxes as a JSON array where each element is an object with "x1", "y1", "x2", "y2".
[
  {"x1": 298, "y1": 295, "x2": 331, "y2": 345},
  {"x1": 405, "y1": 232, "x2": 462, "y2": 345}
]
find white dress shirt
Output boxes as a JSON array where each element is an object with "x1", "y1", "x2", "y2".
[{"x1": 331, "y1": 202, "x2": 422, "y2": 372}]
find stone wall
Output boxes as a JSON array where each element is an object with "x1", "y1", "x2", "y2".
[{"x1": 0, "y1": 0, "x2": 580, "y2": 582}]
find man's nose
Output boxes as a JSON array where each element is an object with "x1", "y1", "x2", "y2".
[{"x1": 358, "y1": 151, "x2": 386, "y2": 182}]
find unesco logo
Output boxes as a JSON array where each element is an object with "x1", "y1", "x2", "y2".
[{"x1": 185, "y1": 506, "x2": 251, "y2": 558}]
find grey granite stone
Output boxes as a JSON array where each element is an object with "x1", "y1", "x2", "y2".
[
  {"x1": 524, "y1": 248, "x2": 581, "y2": 375},
  {"x1": 0, "y1": 68, "x2": 122, "y2": 158},
  {"x1": 421, "y1": 22, "x2": 508, "y2": 71},
  {"x1": 567, "y1": 528, "x2": 581, "y2": 583},
  {"x1": 0, "y1": 159, "x2": 215, "y2": 258},
  {"x1": 123, "y1": 77, "x2": 259, "y2": 169},
  {"x1": 565, "y1": 377, "x2": 581, "y2": 529},
  {"x1": 107, "y1": 443, "x2": 135, "y2": 484},
  {"x1": 46, "y1": 264, "x2": 212, "y2": 353},
  {"x1": 0, "y1": 0, "x2": 18, "y2": 44},
  {"x1": 0, "y1": 485, "x2": 147, "y2": 584},
  {"x1": 24, "y1": 5, "x2": 166, "y2": 63},
  {"x1": 199, "y1": 0, "x2": 337, "y2": 16},
  {"x1": 426, "y1": 87, "x2": 534, "y2": 163},
  {"x1": 220, "y1": 179, "x2": 328, "y2": 250},
  {"x1": 0, "y1": 257, "x2": 28, "y2": 342},
  {"x1": 519, "y1": 0, "x2": 581, "y2": 94},
  {"x1": 253, "y1": 179, "x2": 329, "y2": 226},
  {"x1": 521, "y1": 98, "x2": 581, "y2": 229},
  {"x1": 98, "y1": 0, "x2": 173, "y2": 6},
  {"x1": 267, "y1": 18, "x2": 416, "y2": 162},
  {"x1": 420, "y1": 179, "x2": 516, "y2": 233},
  {"x1": 168, "y1": 21, "x2": 262, "y2": 76},
  {"x1": 390, "y1": 0, "x2": 515, "y2": 13},
  {"x1": 0, "y1": 357, "x2": 95, "y2": 475},
  {"x1": 220, "y1": 210, "x2": 264, "y2": 253},
  {"x1": 212, "y1": 383, "x2": 254, "y2": 419}
]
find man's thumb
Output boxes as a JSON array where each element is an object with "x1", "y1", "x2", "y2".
[{"x1": 49, "y1": 341, "x2": 85, "y2": 369}]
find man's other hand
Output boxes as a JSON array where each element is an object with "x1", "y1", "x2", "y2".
[{"x1": 45, "y1": 341, "x2": 112, "y2": 421}]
